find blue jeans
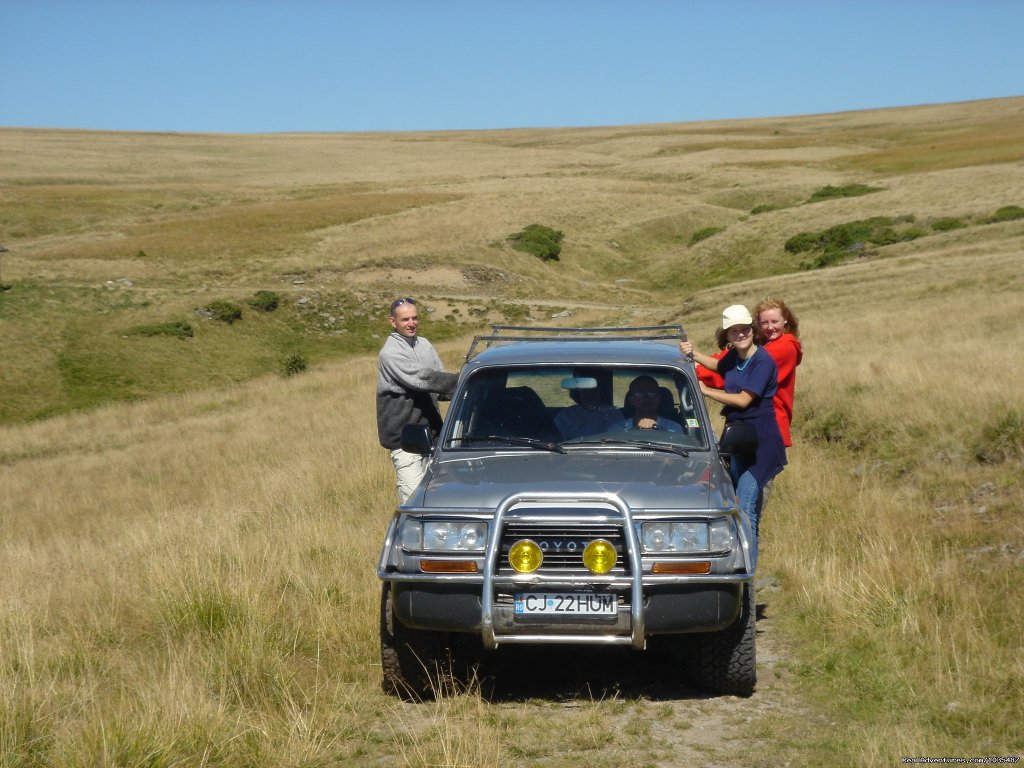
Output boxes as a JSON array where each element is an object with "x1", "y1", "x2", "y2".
[{"x1": 731, "y1": 458, "x2": 763, "y2": 571}]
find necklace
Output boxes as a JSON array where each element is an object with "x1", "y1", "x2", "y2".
[{"x1": 735, "y1": 347, "x2": 757, "y2": 371}]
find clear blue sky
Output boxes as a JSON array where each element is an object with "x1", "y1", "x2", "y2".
[{"x1": 2, "y1": 0, "x2": 1022, "y2": 134}]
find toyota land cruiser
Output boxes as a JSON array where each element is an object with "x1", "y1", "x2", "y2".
[{"x1": 377, "y1": 326, "x2": 757, "y2": 699}]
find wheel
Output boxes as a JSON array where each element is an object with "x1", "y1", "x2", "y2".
[
  {"x1": 379, "y1": 584, "x2": 452, "y2": 701},
  {"x1": 691, "y1": 582, "x2": 756, "y2": 697}
]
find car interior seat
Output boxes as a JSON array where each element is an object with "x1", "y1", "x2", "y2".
[{"x1": 475, "y1": 385, "x2": 560, "y2": 442}]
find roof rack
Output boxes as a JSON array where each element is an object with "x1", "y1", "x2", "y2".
[{"x1": 465, "y1": 324, "x2": 686, "y2": 361}]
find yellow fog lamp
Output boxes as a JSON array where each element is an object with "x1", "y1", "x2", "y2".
[
  {"x1": 582, "y1": 539, "x2": 617, "y2": 574},
  {"x1": 508, "y1": 540, "x2": 543, "y2": 573}
]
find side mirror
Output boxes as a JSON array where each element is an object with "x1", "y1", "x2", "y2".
[
  {"x1": 718, "y1": 421, "x2": 758, "y2": 457},
  {"x1": 400, "y1": 423, "x2": 434, "y2": 455}
]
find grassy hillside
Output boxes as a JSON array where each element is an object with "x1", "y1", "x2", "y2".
[
  {"x1": 2, "y1": 97, "x2": 1023, "y2": 422},
  {"x1": 1, "y1": 98, "x2": 1022, "y2": 765}
]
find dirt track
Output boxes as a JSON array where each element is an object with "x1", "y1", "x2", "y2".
[{"x1": 453, "y1": 583, "x2": 818, "y2": 766}]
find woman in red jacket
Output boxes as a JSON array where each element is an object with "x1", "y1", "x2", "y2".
[{"x1": 753, "y1": 298, "x2": 802, "y2": 448}]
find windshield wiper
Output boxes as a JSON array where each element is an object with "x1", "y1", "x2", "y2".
[
  {"x1": 450, "y1": 435, "x2": 567, "y2": 454},
  {"x1": 569, "y1": 437, "x2": 690, "y2": 458}
]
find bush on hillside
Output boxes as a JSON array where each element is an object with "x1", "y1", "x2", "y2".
[
  {"x1": 784, "y1": 231, "x2": 820, "y2": 254},
  {"x1": 807, "y1": 184, "x2": 884, "y2": 203},
  {"x1": 789, "y1": 216, "x2": 927, "y2": 269},
  {"x1": 689, "y1": 226, "x2": 724, "y2": 246},
  {"x1": 508, "y1": 224, "x2": 563, "y2": 261},
  {"x1": 931, "y1": 217, "x2": 966, "y2": 232},
  {"x1": 248, "y1": 290, "x2": 281, "y2": 312},
  {"x1": 282, "y1": 352, "x2": 309, "y2": 377},
  {"x1": 202, "y1": 300, "x2": 243, "y2": 324},
  {"x1": 987, "y1": 205, "x2": 1024, "y2": 224},
  {"x1": 125, "y1": 321, "x2": 194, "y2": 339}
]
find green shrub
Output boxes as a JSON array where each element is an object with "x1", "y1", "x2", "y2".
[
  {"x1": 125, "y1": 321, "x2": 194, "y2": 339},
  {"x1": 900, "y1": 226, "x2": 928, "y2": 241},
  {"x1": 282, "y1": 352, "x2": 309, "y2": 377},
  {"x1": 203, "y1": 300, "x2": 242, "y2": 324},
  {"x1": 974, "y1": 409, "x2": 1024, "y2": 464},
  {"x1": 802, "y1": 407, "x2": 850, "y2": 444},
  {"x1": 508, "y1": 223, "x2": 563, "y2": 261},
  {"x1": 869, "y1": 225, "x2": 925, "y2": 246},
  {"x1": 931, "y1": 217, "x2": 966, "y2": 232},
  {"x1": 807, "y1": 184, "x2": 884, "y2": 203},
  {"x1": 248, "y1": 290, "x2": 281, "y2": 312},
  {"x1": 800, "y1": 251, "x2": 849, "y2": 270},
  {"x1": 987, "y1": 205, "x2": 1024, "y2": 223},
  {"x1": 689, "y1": 226, "x2": 724, "y2": 246},
  {"x1": 750, "y1": 204, "x2": 778, "y2": 215},
  {"x1": 785, "y1": 231, "x2": 821, "y2": 254},
  {"x1": 789, "y1": 216, "x2": 933, "y2": 269},
  {"x1": 867, "y1": 227, "x2": 902, "y2": 246}
]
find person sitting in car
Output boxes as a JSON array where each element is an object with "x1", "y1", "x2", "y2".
[{"x1": 611, "y1": 375, "x2": 682, "y2": 432}]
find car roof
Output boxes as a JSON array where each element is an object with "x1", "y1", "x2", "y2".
[{"x1": 464, "y1": 338, "x2": 688, "y2": 370}]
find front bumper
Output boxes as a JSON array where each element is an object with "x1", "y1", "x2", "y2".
[
  {"x1": 378, "y1": 491, "x2": 753, "y2": 650},
  {"x1": 391, "y1": 581, "x2": 743, "y2": 636}
]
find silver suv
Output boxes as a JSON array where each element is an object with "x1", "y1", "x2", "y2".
[{"x1": 377, "y1": 326, "x2": 758, "y2": 699}]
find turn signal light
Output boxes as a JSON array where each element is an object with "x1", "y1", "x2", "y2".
[
  {"x1": 508, "y1": 540, "x2": 543, "y2": 573},
  {"x1": 582, "y1": 539, "x2": 617, "y2": 574},
  {"x1": 420, "y1": 560, "x2": 478, "y2": 573},
  {"x1": 652, "y1": 561, "x2": 712, "y2": 575}
]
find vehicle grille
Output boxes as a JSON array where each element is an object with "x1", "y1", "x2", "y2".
[{"x1": 498, "y1": 521, "x2": 630, "y2": 574}]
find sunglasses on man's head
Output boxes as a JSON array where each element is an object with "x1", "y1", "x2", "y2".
[{"x1": 390, "y1": 297, "x2": 417, "y2": 310}]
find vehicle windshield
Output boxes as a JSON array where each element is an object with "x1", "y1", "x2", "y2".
[{"x1": 443, "y1": 365, "x2": 709, "y2": 451}]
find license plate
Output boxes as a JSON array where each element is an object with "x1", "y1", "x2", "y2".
[{"x1": 514, "y1": 592, "x2": 616, "y2": 616}]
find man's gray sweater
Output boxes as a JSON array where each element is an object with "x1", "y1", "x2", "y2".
[{"x1": 376, "y1": 332, "x2": 458, "y2": 450}]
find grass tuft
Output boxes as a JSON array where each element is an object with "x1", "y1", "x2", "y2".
[
  {"x1": 124, "y1": 320, "x2": 194, "y2": 339},
  {"x1": 282, "y1": 352, "x2": 309, "y2": 377},
  {"x1": 974, "y1": 409, "x2": 1024, "y2": 464}
]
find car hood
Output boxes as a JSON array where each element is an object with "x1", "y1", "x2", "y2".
[{"x1": 412, "y1": 450, "x2": 735, "y2": 510}]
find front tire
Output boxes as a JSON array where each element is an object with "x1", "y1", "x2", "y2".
[
  {"x1": 380, "y1": 584, "x2": 452, "y2": 701},
  {"x1": 692, "y1": 582, "x2": 756, "y2": 697}
]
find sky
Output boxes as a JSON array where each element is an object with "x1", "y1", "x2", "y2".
[{"x1": 2, "y1": 0, "x2": 1023, "y2": 135}]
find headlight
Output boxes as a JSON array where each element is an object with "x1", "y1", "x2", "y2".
[
  {"x1": 709, "y1": 519, "x2": 734, "y2": 551},
  {"x1": 400, "y1": 519, "x2": 487, "y2": 552},
  {"x1": 640, "y1": 520, "x2": 733, "y2": 554}
]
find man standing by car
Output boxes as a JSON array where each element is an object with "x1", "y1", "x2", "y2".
[{"x1": 376, "y1": 297, "x2": 458, "y2": 504}]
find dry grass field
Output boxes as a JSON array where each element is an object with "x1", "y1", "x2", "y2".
[{"x1": 1, "y1": 97, "x2": 1022, "y2": 766}]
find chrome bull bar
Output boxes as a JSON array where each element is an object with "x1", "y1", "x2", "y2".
[{"x1": 480, "y1": 491, "x2": 646, "y2": 650}]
